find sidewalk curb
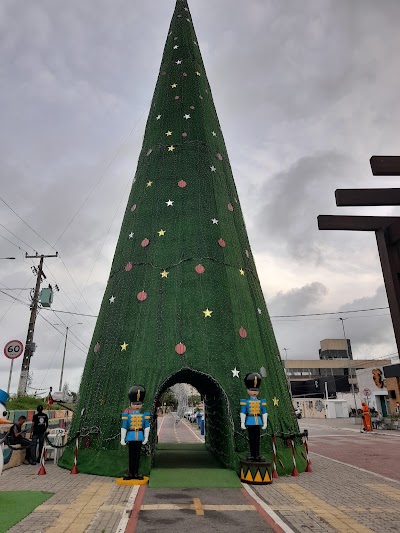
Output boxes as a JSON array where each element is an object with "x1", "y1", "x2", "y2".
[
  {"x1": 126, "y1": 484, "x2": 147, "y2": 533},
  {"x1": 116, "y1": 485, "x2": 140, "y2": 533},
  {"x1": 241, "y1": 484, "x2": 295, "y2": 533}
]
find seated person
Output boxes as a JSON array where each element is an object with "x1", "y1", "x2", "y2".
[
  {"x1": 8, "y1": 415, "x2": 35, "y2": 465},
  {"x1": 372, "y1": 412, "x2": 383, "y2": 429}
]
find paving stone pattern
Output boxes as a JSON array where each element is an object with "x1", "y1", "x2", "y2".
[{"x1": 255, "y1": 453, "x2": 400, "y2": 533}]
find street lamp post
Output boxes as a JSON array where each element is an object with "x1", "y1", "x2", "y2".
[
  {"x1": 55, "y1": 323, "x2": 82, "y2": 392},
  {"x1": 0, "y1": 257, "x2": 16, "y2": 260},
  {"x1": 339, "y1": 318, "x2": 358, "y2": 418}
]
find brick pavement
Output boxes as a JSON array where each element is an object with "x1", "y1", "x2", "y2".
[
  {"x1": 254, "y1": 453, "x2": 400, "y2": 533},
  {"x1": 1, "y1": 415, "x2": 399, "y2": 532}
]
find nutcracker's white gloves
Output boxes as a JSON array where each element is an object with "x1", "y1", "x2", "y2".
[
  {"x1": 120, "y1": 427, "x2": 127, "y2": 446},
  {"x1": 262, "y1": 413, "x2": 268, "y2": 430},
  {"x1": 240, "y1": 412, "x2": 246, "y2": 430},
  {"x1": 143, "y1": 426, "x2": 150, "y2": 445}
]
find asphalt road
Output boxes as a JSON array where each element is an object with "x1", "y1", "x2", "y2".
[{"x1": 300, "y1": 417, "x2": 400, "y2": 481}]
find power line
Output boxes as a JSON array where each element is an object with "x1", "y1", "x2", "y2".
[
  {"x1": 270, "y1": 306, "x2": 389, "y2": 318},
  {"x1": 0, "y1": 223, "x2": 36, "y2": 253}
]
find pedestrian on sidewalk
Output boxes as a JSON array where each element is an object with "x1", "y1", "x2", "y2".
[
  {"x1": 30, "y1": 405, "x2": 49, "y2": 464},
  {"x1": 361, "y1": 402, "x2": 372, "y2": 432},
  {"x1": 8, "y1": 416, "x2": 35, "y2": 465}
]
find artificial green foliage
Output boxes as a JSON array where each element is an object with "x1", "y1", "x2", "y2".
[{"x1": 65, "y1": 0, "x2": 304, "y2": 477}]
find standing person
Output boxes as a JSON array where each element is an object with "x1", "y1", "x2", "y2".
[
  {"x1": 361, "y1": 402, "x2": 372, "y2": 432},
  {"x1": 30, "y1": 405, "x2": 49, "y2": 464},
  {"x1": 46, "y1": 387, "x2": 54, "y2": 410},
  {"x1": 8, "y1": 416, "x2": 35, "y2": 465}
]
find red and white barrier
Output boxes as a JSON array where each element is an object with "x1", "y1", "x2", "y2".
[
  {"x1": 303, "y1": 434, "x2": 312, "y2": 472},
  {"x1": 271, "y1": 435, "x2": 279, "y2": 478},
  {"x1": 290, "y1": 438, "x2": 299, "y2": 477},
  {"x1": 37, "y1": 445, "x2": 46, "y2": 475},
  {"x1": 70, "y1": 434, "x2": 79, "y2": 474}
]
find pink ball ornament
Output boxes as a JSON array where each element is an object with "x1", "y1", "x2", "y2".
[
  {"x1": 175, "y1": 95, "x2": 180, "y2": 100},
  {"x1": 141, "y1": 238, "x2": 150, "y2": 248},
  {"x1": 195, "y1": 264, "x2": 205, "y2": 274},
  {"x1": 182, "y1": 132, "x2": 187, "y2": 138},
  {"x1": 131, "y1": 204, "x2": 137, "y2": 212},
  {"x1": 125, "y1": 262, "x2": 133, "y2": 272},
  {"x1": 175, "y1": 342, "x2": 187, "y2": 355},
  {"x1": 217, "y1": 153, "x2": 223, "y2": 161},
  {"x1": 137, "y1": 291, "x2": 147, "y2": 301},
  {"x1": 178, "y1": 180, "x2": 187, "y2": 188},
  {"x1": 239, "y1": 327, "x2": 247, "y2": 339},
  {"x1": 218, "y1": 239, "x2": 226, "y2": 248},
  {"x1": 94, "y1": 343, "x2": 100, "y2": 353},
  {"x1": 228, "y1": 203, "x2": 234, "y2": 212}
]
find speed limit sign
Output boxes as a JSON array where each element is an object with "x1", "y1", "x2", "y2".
[{"x1": 4, "y1": 340, "x2": 24, "y2": 360}]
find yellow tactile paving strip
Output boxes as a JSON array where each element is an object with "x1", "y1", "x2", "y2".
[
  {"x1": 277, "y1": 484, "x2": 376, "y2": 533},
  {"x1": 42, "y1": 481, "x2": 114, "y2": 533},
  {"x1": 366, "y1": 483, "x2": 400, "y2": 502}
]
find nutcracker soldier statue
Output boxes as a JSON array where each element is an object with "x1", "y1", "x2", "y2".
[
  {"x1": 120, "y1": 385, "x2": 150, "y2": 481},
  {"x1": 240, "y1": 373, "x2": 268, "y2": 461},
  {"x1": 239, "y1": 373, "x2": 272, "y2": 484}
]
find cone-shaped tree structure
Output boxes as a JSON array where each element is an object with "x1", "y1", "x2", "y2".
[{"x1": 63, "y1": 0, "x2": 305, "y2": 477}]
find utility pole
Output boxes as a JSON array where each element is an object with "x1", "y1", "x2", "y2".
[
  {"x1": 56, "y1": 322, "x2": 82, "y2": 392},
  {"x1": 17, "y1": 252, "x2": 58, "y2": 396}
]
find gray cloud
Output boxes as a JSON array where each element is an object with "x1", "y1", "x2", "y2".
[{"x1": 1, "y1": 0, "x2": 400, "y2": 392}]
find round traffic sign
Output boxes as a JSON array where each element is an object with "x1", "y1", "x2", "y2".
[
  {"x1": 363, "y1": 388, "x2": 371, "y2": 398},
  {"x1": 4, "y1": 340, "x2": 23, "y2": 360}
]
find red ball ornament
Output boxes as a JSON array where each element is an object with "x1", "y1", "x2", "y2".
[
  {"x1": 137, "y1": 291, "x2": 147, "y2": 301},
  {"x1": 175, "y1": 342, "x2": 187, "y2": 355},
  {"x1": 94, "y1": 342, "x2": 100, "y2": 353},
  {"x1": 239, "y1": 327, "x2": 247, "y2": 338},
  {"x1": 195, "y1": 264, "x2": 205, "y2": 274},
  {"x1": 131, "y1": 204, "x2": 137, "y2": 212},
  {"x1": 228, "y1": 203, "x2": 234, "y2": 212},
  {"x1": 217, "y1": 153, "x2": 223, "y2": 161},
  {"x1": 141, "y1": 238, "x2": 150, "y2": 248},
  {"x1": 218, "y1": 239, "x2": 226, "y2": 248},
  {"x1": 178, "y1": 179, "x2": 187, "y2": 188},
  {"x1": 125, "y1": 262, "x2": 133, "y2": 272}
]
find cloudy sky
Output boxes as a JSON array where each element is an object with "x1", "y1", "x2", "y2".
[{"x1": 1, "y1": 0, "x2": 400, "y2": 395}]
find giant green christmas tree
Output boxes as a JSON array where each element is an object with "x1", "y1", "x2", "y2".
[{"x1": 61, "y1": 0, "x2": 306, "y2": 477}]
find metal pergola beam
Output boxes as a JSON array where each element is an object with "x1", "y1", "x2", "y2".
[
  {"x1": 317, "y1": 215, "x2": 399, "y2": 232},
  {"x1": 370, "y1": 156, "x2": 400, "y2": 176},
  {"x1": 335, "y1": 188, "x2": 400, "y2": 206}
]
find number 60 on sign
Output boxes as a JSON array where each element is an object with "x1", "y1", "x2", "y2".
[{"x1": 4, "y1": 340, "x2": 23, "y2": 359}]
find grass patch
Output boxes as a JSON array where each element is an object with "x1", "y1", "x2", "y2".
[
  {"x1": 149, "y1": 443, "x2": 241, "y2": 488},
  {"x1": 0, "y1": 491, "x2": 52, "y2": 533}
]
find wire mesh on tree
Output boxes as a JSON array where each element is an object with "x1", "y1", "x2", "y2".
[{"x1": 61, "y1": 0, "x2": 305, "y2": 477}]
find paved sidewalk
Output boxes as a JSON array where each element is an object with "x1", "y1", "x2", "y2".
[
  {"x1": 255, "y1": 453, "x2": 400, "y2": 533},
  {"x1": 0, "y1": 463, "x2": 131, "y2": 532}
]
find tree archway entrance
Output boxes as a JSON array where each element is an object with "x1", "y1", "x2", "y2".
[{"x1": 152, "y1": 368, "x2": 236, "y2": 471}]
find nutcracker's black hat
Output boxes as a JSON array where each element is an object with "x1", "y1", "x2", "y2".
[
  {"x1": 244, "y1": 372, "x2": 262, "y2": 391},
  {"x1": 128, "y1": 385, "x2": 146, "y2": 404}
]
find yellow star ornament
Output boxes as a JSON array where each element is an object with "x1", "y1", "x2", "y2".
[
  {"x1": 168, "y1": 145, "x2": 175, "y2": 152},
  {"x1": 239, "y1": 268, "x2": 245, "y2": 276},
  {"x1": 161, "y1": 270, "x2": 169, "y2": 278},
  {"x1": 272, "y1": 397, "x2": 279, "y2": 407},
  {"x1": 146, "y1": 181, "x2": 153, "y2": 187},
  {"x1": 165, "y1": 130, "x2": 173, "y2": 137},
  {"x1": 158, "y1": 229, "x2": 166, "y2": 236},
  {"x1": 120, "y1": 342, "x2": 128, "y2": 351},
  {"x1": 171, "y1": 83, "x2": 177, "y2": 88},
  {"x1": 203, "y1": 308, "x2": 212, "y2": 318}
]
